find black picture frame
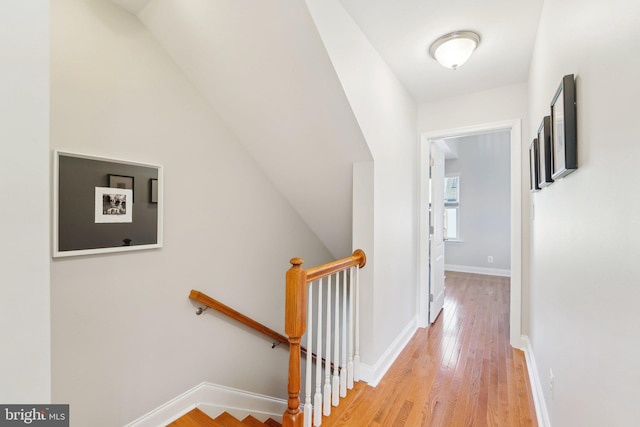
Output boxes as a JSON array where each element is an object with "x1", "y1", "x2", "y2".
[
  {"x1": 529, "y1": 138, "x2": 541, "y2": 193},
  {"x1": 550, "y1": 74, "x2": 577, "y2": 179},
  {"x1": 537, "y1": 116, "x2": 554, "y2": 188},
  {"x1": 109, "y1": 174, "x2": 135, "y2": 202},
  {"x1": 150, "y1": 179, "x2": 158, "y2": 203}
]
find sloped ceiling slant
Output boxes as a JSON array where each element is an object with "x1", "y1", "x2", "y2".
[{"x1": 112, "y1": 0, "x2": 372, "y2": 257}]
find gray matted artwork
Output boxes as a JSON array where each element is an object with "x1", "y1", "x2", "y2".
[{"x1": 54, "y1": 151, "x2": 163, "y2": 257}]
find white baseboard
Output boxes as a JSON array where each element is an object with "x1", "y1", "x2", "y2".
[
  {"x1": 445, "y1": 264, "x2": 511, "y2": 277},
  {"x1": 124, "y1": 382, "x2": 286, "y2": 427},
  {"x1": 521, "y1": 336, "x2": 551, "y2": 427},
  {"x1": 359, "y1": 316, "x2": 418, "y2": 387}
]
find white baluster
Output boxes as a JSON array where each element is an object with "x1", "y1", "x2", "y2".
[
  {"x1": 304, "y1": 282, "x2": 313, "y2": 427},
  {"x1": 313, "y1": 278, "x2": 323, "y2": 427},
  {"x1": 347, "y1": 267, "x2": 354, "y2": 390},
  {"x1": 340, "y1": 269, "x2": 347, "y2": 397},
  {"x1": 354, "y1": 265, "x2": 361, "y2": 382},
  {"x1": 332, "y1": 271, "x2": 340, "y2": 407},
  {"x1": 323, "y1": 275, "x2": 332, "y2": 416}
]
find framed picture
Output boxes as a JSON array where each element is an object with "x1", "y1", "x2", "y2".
[
  {"x1": 109, "y1": 174, "x2": 134, "y2": 201},
  {"x1": 95, "y1": 187, "x2": 133, "y2": 223},
  {"x1": 54, "y1": 151, "x2": 163, "y2": 257},
  {"x1": 150, "y1": 179, "x2": 158, "y2": 203},
  {"x1": 529, "y1": 138, "x2": 541, "y2": 192},
  {"x1": 537, "y1": 116, "x2": 553, "y2": 188},
  {"x1": 550, "y1": 74, "x2": 577, "y2": 179}
]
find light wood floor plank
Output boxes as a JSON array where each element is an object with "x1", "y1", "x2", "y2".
[{"x1": 323, "y1": 272, "x2": 537, "y2": 426}]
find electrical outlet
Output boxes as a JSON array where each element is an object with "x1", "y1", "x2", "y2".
[
  {"x1": 487, "y1": 256, "x2": 493, "y2": 263},
  {"x1": 549, "y1": 368, "x2": 554, "y2": 400}
]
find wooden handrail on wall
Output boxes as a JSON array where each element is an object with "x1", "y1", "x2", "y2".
[
  {"x1": 188, "y1": 290, "x2": 332, "y2": 367},
  {"x1": 189, "y1": 290, "x2": 289, "y2": 346},
  {"x1": 283, "y1": 249, "x2": 367, "y2": 427}
]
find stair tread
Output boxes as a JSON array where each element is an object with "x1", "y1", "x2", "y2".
[
  {"x1": 167, "y1": 408, "x2": 223, "y2": 427},
  {"x1": 167, "y1": 408, "x2": 282, "y2": 427},
  {"x1": 214, "y1": 411, "x2": 247, "y2": 427},
  {"x1": 241, "y1": 415, "x2": 267, "y2": 426}
]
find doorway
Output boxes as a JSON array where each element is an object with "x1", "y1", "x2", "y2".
[{"x1": 417, "y1": 120, "x2": 523, "y2": 349}]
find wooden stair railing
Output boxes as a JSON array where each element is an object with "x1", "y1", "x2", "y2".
[
  {"x1": 187, "y1": 249, "x2": 366, "y2": 427},
  {"x1": 283, "y1": 249, "x2": 366, "y2": 427},
  {"x1": 188, "y1": 290, "x2": 335, "y2": 369},
  {"x1": 189, "y1": 290, "x2": 289, "y2": 347}
]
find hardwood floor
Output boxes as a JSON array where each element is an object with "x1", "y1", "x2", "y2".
[{"x1": 323, "y1": 272, "x2": 537, "y2": 426}]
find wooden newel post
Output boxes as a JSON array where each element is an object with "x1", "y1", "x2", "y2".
[{"x1": 283, "y1": 258, "x2": 307, "y2": 427}]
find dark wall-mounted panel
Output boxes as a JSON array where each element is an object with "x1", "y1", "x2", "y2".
[{"x1": 54, "y1": 151, "x2": 163, "y2": 257}]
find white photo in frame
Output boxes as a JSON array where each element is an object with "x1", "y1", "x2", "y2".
[{"x1": 95, "y1": 187, "x2": 133, "y2": 223}]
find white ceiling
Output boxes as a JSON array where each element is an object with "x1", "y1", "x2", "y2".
[
  {"x1": 114, "y1": 0, "x2": 544, "y2": 104},
  {"x1": 338, "y1": 0, "x2": 544, "y2": 103}
]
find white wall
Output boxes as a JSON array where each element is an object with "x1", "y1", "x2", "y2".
[
  {"x1": 418, "y1": 84, "x2": 529, "y2": 133},
  {"x1": 137, "y1": 0, "x2": 373, "y2": 259},
  {"x1": 418, "y1": 83, "x2": 530, "y2": 334},
  {"x1": 305, "y1": 0, "x2": 418, "y2": 364},
  {"x1": 528, "y1": 0, "x2": 640, "y2": 425},
  {"x1": 50, "y1": 1, "x2": 332, "y2": 425},
  {"x1": 445, "y1": 131, "x2": 511, "y2": 272},
  {"x1": 0, "y1": 1, "x2": 51, "y2": 403}
]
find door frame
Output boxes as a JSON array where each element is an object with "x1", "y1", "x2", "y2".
[{"x1": 417, "y1": 119, "x2": 523, "y2": 349}]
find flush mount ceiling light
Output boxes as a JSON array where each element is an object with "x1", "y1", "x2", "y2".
[{"x1": 429, "y1": 31, "x2": 481, "y2": 70}]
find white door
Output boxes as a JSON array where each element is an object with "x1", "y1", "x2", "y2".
[{"x1": 429, "y1": 142, "x2": 446, "y2": 324}]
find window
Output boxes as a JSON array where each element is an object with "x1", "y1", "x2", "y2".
[
  {"x1": 444, "y1": 175, "x2": 459, "y2": 204},
  {"x1": 444, "y1": 176, "x2": 460, "y2": 240}
]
